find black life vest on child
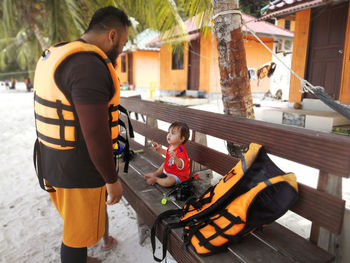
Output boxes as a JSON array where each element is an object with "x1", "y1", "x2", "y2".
[{"x1": 151, "y1": 143, "x2": 298, "y2": 261}]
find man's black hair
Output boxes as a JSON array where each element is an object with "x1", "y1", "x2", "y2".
[{"x1": 85, "y1": 6, "x2": 131, "y2": 33}]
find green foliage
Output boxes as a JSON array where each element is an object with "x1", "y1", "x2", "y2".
[{"x1": 240, "y1": 0, "x2": 269, "y2": 17}]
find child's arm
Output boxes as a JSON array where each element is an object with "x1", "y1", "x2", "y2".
[
  {"x1": 169, "y1": 150, "x2": 184, "y2": 169},
  {"x1": 152, "y1": 142, "x2": 167, "y2": 155}
]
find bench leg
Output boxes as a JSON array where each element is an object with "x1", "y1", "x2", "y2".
[{"x1": 136, "y1": 215, "x2": 150, "y2": 246}]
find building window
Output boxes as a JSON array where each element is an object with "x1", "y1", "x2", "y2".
[
  {"x1": 171, "y1": 44, "x2": 184, "y2": 70},
  {"x1": 284, "y1": 20, "x2": 291, "y2": 30},
  {"x1": 121, "y1": 55, "x2": 126, "y2": 72}
]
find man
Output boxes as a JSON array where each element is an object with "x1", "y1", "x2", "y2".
[{"x1": 33, "y1": 6, "x2": 131, "y2": 263}]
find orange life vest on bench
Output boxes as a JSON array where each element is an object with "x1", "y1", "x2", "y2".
[{"x1": 151, "y1": 143, "x2": 298, "y2": 260}]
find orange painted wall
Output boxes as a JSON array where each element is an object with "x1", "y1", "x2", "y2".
[
  {"x1": 289, "y1": 9, "x2": 311, "y2": 102},
  {"x1": 199, "y1": 34, "x2": 211, "y2": 93},
  {"x1": 160, "y1": 33, "x2": 274, "y2": 94},
  {"x1": 116, "y1": 54, "x2": 128, "y2": 85},
  {"x1": 277, "y1": 16, "x2": 296, "y2": 32},
  {"x1": 243, "y1": 35, "x2": 274, "y2": 93},
  {"x1": 160, "y1": 43, "x2": 188, "y2": 92},
  {"x1": 339, "y1": 2, "x2": 350, "y2": 104},
  {"x1": 207, "y1": 34, "x2": 273, "y2": 94},
  {"x1": 132, "y1": 50, "x2": 160, "y2": 88}
]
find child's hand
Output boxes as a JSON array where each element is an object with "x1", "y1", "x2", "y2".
[
  {"x1": 152, "y1": 142, "x2": 161, "y2": 152},
  {"x1": 146, "y1": 177, "x2": 157, "y2": 185},
  {"x1": 144, "y1": 172, "x2": 155, "y2": 179}
]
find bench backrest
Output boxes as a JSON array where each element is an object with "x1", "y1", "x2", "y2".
[{"x1": 120, "y1": 97, "x2": 349, "y2": 241}]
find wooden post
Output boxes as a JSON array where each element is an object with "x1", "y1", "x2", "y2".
[
  {"x1": 145, "y1": 116, "x2": 158, "y2": 147},
  {"x1": 191, "y1": 131, "x2": 213, "y2": 183},
  {"x1": 311, "y1": 171, "x2": 343, "y2": 262}
]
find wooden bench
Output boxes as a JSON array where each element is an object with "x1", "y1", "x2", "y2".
[{"x1": 118, "y1": 96, "x2": 349, "y2": 263}]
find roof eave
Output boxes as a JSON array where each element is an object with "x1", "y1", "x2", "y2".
[{"x1": 258, "y1": 0, "x2": 331, "y2": 20}]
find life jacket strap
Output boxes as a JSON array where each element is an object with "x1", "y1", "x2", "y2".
[
  {"x1": 118, "y1": 104, "x2": 134, "y2": 138},
  {"x1": 33, "y1": 139, "x2": 56, "y2": 192},
  {"x1": 34, "y1": 93, "x2": 78, "y2": 147},
  {"x1": 34, "y1": 93, "x2": 74, "y2": 111},
  {"x1": 151, "y1": 209, "x2": 184, "y2": 262},
  {"x1": 36, "y1": 131, "x2": 76, "y2": 147}
]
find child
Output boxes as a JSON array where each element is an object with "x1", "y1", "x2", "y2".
[{"x1": 144, "y1": 122, "x2": 190, "y2": 187}]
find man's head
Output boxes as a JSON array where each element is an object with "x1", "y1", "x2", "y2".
[{"x1": 84, "y1": 6, "x2": 131, "y2": 66}]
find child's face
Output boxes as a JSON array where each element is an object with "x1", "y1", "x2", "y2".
[{"x1": 167, "y1": 127, "x2": 184, "y2": 146}]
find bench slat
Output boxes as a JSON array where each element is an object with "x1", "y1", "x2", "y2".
[
  {"x1": 253, "y1": 223, "x2": 334, "y2": 263},
  {"x1": 120, "y1": 97, "x2": 350, "y2": 177}
]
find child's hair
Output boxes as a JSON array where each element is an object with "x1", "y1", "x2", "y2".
[{"x1": 169, "y1": 122, "x2": 190, "y2": 144}]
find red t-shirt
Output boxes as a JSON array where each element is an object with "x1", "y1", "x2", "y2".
[{"x1": 163, "y1": 144, "x2": 190, "y2": 182}]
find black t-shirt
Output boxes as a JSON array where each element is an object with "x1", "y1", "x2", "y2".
[{"x1": 55, "y1": 52, "x2": 114, "y2": 104}]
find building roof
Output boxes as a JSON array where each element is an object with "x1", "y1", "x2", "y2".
[
  {"x1": 242, "y1": 13, "x2": 293, "y2": 38},
  {"x1": 259, "y1": 0, "x2": 332, "y2": 20},
  {"x1": 124, "y1": 29, "x2": 160, "y2": 52},
  {"x1": 148, "y1": 12, "x2": 293, "y2": 46}
]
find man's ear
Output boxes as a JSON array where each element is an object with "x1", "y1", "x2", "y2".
[{"x1": 108, "y1": 29, "x2": 118, "y2": 42}]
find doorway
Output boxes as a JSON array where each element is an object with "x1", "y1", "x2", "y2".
[{"x1": 305, "y1": 2, "x2": 348, "y2": 99}]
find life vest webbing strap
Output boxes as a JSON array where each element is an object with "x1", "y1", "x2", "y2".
[
  {"x1": 33, "y1": 139, "x2": 56, "y2": 192},
  {"x1": 151, "y1": 209, "x2": 184, "y2": 262},
  {"x1": 37, "y1": 131, "x2": 77, "y2": 147},
  {"x1": 118, "y1": 104, "x2": 134, "y2": 138},
  {"x1": 35, "y1": 113, "x2": 76, "y2": 126},
  {"x1": 34, "y1": 93, "x2": 73, "y2": 112},
  {"x1": 241, "y1": 156, "x2": 247, "y2": 172},
  {"x1": 56, "y1": 100, "x2": 67, "y2": 147}
]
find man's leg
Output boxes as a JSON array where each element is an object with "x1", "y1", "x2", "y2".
[{"x1": 60, "y1": 242, "x2": 87, "y2": 263}]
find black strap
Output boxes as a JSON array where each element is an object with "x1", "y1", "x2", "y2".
[
  {"x1": 151, "y1": 209, "x2": 184, "y2": 262},
  {"x1": 36, "y1": 131, "x2": 76, "y2": 147},
  {"x1": 118, "y1": 104, "x2": 134, "y2": 138},
  {"x1": 35, "y1": 113, "x2": 76, "y2": 126},
  {"x1": 34, "y1": 93, "x2": 74, "y2": 112},
  {"x1": 33, "y1": 139, "x2": 55, "y2": 192}
]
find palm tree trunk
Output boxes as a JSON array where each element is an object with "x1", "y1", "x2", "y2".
[
  {"x1": 212, "y1": 0, "x2": 254, "y2": 119},
  {"x1": 212, "y1": 0, "x2": 254, "y2": 157},
  {"x1": 30, "y1": 23, "x2": 48, "y2": 50}
]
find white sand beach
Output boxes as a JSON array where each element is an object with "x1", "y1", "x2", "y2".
[{"x1": 0, "y1": 84, "x2": 349, "y2": 262}]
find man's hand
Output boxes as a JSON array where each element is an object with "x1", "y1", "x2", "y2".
[{"x1": 106, "y1": 180, "x2": 123, "y2": 205}]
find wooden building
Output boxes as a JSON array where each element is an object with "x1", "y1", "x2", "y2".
[
  {"x1": 261, "y1": 0, "x2": 350, "y2": 104},
  {"x1": 116, "y1": 29, "x2": 160, "y2": 91},
  {"x1": 148, "y1": 13, "x2": 293, "y2": 98}
]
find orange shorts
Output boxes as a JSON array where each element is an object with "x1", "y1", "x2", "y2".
[{"x1": 49, "y1": 186, "x2": 106, "y2": 248}]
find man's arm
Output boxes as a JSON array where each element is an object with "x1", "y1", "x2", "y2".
[{"x1": 75, "y1": 103, "x2": 122, "y2": 205}]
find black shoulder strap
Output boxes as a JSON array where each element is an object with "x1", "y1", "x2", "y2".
[{"x1": 151, "y1": 209, "x2": 184, "y2": 262}]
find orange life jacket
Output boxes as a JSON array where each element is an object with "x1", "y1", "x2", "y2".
[
  {"x1": 34, "y1": 41, "x2": 120, "y2": 150},
  {"x1": 151, "y1": 143, "x2": 298, "y2": 260},
  {"x1": 33, "y1": 41, "x2": 133, "y2": 191}
]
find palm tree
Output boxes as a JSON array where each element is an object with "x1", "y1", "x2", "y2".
[{"x1": 0, "y1": 0, "x2": 92, "y2": 75}]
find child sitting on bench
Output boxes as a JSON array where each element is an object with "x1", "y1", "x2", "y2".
[{"x1": 144, "y1": 122, "x2": 190, "y2": 187}]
